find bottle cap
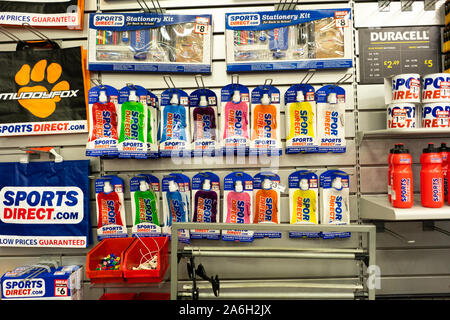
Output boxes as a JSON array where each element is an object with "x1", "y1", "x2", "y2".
[
  {"x1": 332, "y1": 177, "x2": 342, "y2": 190},
  {"x1": 168, "y1": 180, "x2": 179, "y2": 192},
  {"x1": 139, "y1": 180, "x2": 148, "y2": 192},
  {"x1": 299, "y1": 178, "x2": 309, "y2": 191},
  {"x1": 423, "y1": 143, "x2": 438, "y2": 153},
  {"x1": 99, "y1": 90, "x2": 108, "y2": 104},
  {"x1": 202, "y1": 179, "x2": 211, "y2": 191},
  {"x1": 170, "y1": 93, "x2": 179, "y2": 105},
  {"x1": 232, "y1": 90, "x2": 241, "y2": 104},
  {"x1": 261, "y1": 93, "x2": 271, "y2": 105},
  {"x1": 327, "y1": 92, "x2": 337, "y2": 104},
  {"x1": 199, "y1": 95, "x2": 208, "y2": 107},
  {"x1": 439, "y1": 142, "x2": 450, "y2": 152},
  {"x1": 103, "y1": 181, "x2": 113, "y2": 193},
  {"x1": 234, "y1": 180, "x2": 244, "y2": 192},
  {"x1": 262, "y1": 178, "x2": 272, "y2": 190},
  {"x1": 129, "y1": 90, "x2": 138, "y2": 102},
  {"x1": 296, "y1": 90, "x2": 305, "y2": 102}
]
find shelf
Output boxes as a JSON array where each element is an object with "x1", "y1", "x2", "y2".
[
  {"x1": 356, "y1": 128, "x2": 450, "y2": 145},
  {"x1": 360, "y1": 195, "x2": 450, "y2": 221}
]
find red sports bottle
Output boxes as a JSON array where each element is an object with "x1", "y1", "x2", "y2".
[
  {"x1": 420, "y1": 143, "x2": 444, "y2": 208},
  {"x1": 439, "y1": 142, "x2": 449, "y2": 202},
  {"x1": 391, "y1": 144, "x2": 413, "y2": 208},
  {"x1": 388, "y1": 144, "x2": 403, "y2": 204}
]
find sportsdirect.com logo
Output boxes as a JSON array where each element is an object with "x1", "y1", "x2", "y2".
[
  {"x1": 228, "y1": 14, "x2": 260, "y2": 26},
  {"x1": 0, "y1": 187, "x2": 84, "y2": 224}
]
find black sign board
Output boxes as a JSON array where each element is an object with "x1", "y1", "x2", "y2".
[{"x1": 358, "y1": 26, "x2": 442, "y2": 84}]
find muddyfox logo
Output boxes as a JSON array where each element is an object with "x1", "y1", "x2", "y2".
[
  {"x1": 13, "y1": 60, "x2": 77, "y2": 118},
  {"x1": 0, "y1": 187, "x2": 83, "y2": 224}
]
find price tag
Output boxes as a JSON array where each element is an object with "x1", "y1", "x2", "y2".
[
  {"x1": 208, "y1": 96, "x2": 216, "y2": 105},
  {"x1": 393, "y1": 109, "x2": 407, "y2": 126},
  {"x1": 180, "y1": 96, "x2": 188, "y2": 106},
  {"x1": 310, "y1": 179, "x2": 318, "y2": 188},
  {"x1": 194, "y1": 17, "x2": 210, "y2": 34},
  {"x1": 437, "y1": 111, "x2": 449, "y2": 127},
  {"x1": 337, "y1": 94, "x2": 346, "y2": 104},
  {"x1": 271, "y1": 93, "x2": 280, "y2": 103},
  {"x1": 335, "y1": 11, "x2": 350, "y2": 28},
  {"x1": 241, "y1": 93, "x2": 249, "y2": 103},
  {"x1": 54, "y1": 279, "x2": 68, "y2": 297},
  {"x1": 440, "y1": 81, "x2": 450, "y2": 98},
  {"x1": 306, "y1": 92, "x2": 315, "y2": 101},
  {"x1": 410, "y1": 79, "x2": 420, "y2": 95}
]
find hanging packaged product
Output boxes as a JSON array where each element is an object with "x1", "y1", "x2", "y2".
[
  {"x1": 316, "y1": 85, "x2": 346, "y2": 153},
  {"x1": 95, "y1": 176, "x2": 127, "y2": 241},
  {"x1": 221, "y1": 81, "x2": 250, "y2": 155},
  {"x1": 387, "y1": 103, "x2": 418, "y2": 129},
  {"x1": 86, "y1": 85, "x2": 119, "y2": 157},
  {"x1": 161, "y1": 174, "x2": 190, "y2": 243},
  {"x1": 0, "y1": 153, "x2": 91, "y2": 248},
  {"x1": 191, "y1": 172, "x2": 220, "y2": 240},
  {"x1": 0, "y1": 38, "x2": 89, "y2": 137},
  {"x1": 422, "y1": 73, "x2": 450, "y2": 103},
  {"x1": 190, "y1": 88, "x2": 220, "y2": 157},
  {"x1": 250, "y1": 83, "x2": 282, "y2": 156},
  {"x1": 159, "y1": 88, "x2": 191, "y2": 158},
  {"x1": 88, "y1": 12, "x2": 212, "y2": 73},
  {"x1": 0, "y1": 0, "x2": 84, "y2": 30},
  {"x1": 130, "y1": 175, "x2": 161, "y2": 238},
  {"x1": 421, "y1": 103, "x2": 450, "y2": 128},
  {"x1": 225, "y1": 8, "x2": 352, "y2": 72},
  {"x1": 222, "y1": 172, "x2": 254, "y2": 242},
  {"x1": 253, "y1": 172, "x2": 282, "y2": 239},
  {"x1": 285, "y1": 83, "x2": 317, "y2": 153},
  {"x1": 117, "y1": 84, "x2": 148, "y2": 159},
  {"x1": 146, "y1": 90, "x2": 160, "y2": 158},
  {"x1": 384, "y1": 74, "x2": 421, "y2": 104},
  {"x1": 1, "y1": 264, "x2": 83, "y2": 300},
  {"x1": 288, "y1": 170, "x2": 320, "y2": 239},
  {"x1": 319, "y1": 170, "x2": 351, "y2": 239}
]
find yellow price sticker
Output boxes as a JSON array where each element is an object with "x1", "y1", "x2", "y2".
[{"x1": 384, "y1": 60, "x2": 400, "y2": 69}]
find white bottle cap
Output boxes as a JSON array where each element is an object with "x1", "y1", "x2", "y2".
[
  {"x1": 103, "y1": 181, "x2": 113, "y2": 193},
  {"x1": 328, "y1": 93, "x2": 337, "y2": 104},
  {"x1": 199, "y1": 95, "x2": 208, "y2": 107},
  {"x1": 202, "y1": 179, "x2": 211, "y2": 190},
  {"x1": 332, "y1": 177, "x2": 343, "y2": 190},
  {"x1": 234, "y1": 180, "x2": 244, "y2": 192},
  {"x1": 299, "y1": 178, "x2": 309, "y2": 191},
  {"x1": 170, "y1": 93, "x2": 179, "y2": 105},
  {"x1": 168, "y1": 180, "x2": 179, "y2": 192},
  {"x1": 262, "y1": 178, "x2": 272, "y2": 190},
  {"x1": 261, "y1": 93, "x2": 271, "y2": 105},
  {"x1": 99, "y1": 90, "x2": 108, "y2": 103},
  {"x1": 296, "y1": 90, "x2": 305, "y2": 102},
  {"x1": 129, "y1": 90, "x2": 138, "y2": 102},
  {"x1": 232, "y1": 90, "x2": 241, "y2": 103},
  {"x1": 139, "y1": 180, "x2": 148, "y2": 192}
]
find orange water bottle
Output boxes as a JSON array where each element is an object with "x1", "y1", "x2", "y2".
[
  {"x1": 420, "y1": 143, "x2": 444, "y2": 208},
  {"x1": 391, "y1": 144, "x2": 413, "y2": 208}
]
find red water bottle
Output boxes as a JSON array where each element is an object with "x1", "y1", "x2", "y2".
[
  {"x1": 439, "y1": 142, "x2": 449, "y2": 202},
  {"x1": 391, "y1": 144, "x2": 413, "y2": 208},
  {"x1": 388, "y1": 144, "x2": 402, "y2": 204},
  {"x1": 420, "y1": 143, "x2": 444, "y2": 208}
]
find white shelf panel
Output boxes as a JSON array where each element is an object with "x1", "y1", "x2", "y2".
[{"x1": 360, "y1": 195, "x2": 450, "y2": 221}]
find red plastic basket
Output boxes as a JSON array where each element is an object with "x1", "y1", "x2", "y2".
[
  {"x1": 123, "y1": 237, "x2": 169, "y2": 283},
  {"x1": 86, "y1": 237, "x2": 136, "y2": 284},
  {"x1": 99, "y1": 293, "x2": 137, "y2": 300}
]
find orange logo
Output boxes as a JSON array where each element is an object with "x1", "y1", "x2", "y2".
[{"x1": 14, "y1": 60, "x2": 70, "y2": 118}]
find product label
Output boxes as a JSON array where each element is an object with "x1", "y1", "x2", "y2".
[{"x1": 2, "y1": 279, "x2": 45, "y2": 298}]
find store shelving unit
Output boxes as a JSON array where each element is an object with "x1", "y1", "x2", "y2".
[
  {"x1": 356, "y1": 128, "x2": 450, "y2": 146},
  {"x1": 360, "y1": 195, "x2": 450, "y2": 221},
  {"x1": 170, "y1": 222, "x2": 377, "y2": 300}
]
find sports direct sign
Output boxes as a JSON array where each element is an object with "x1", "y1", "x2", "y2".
[{"x1": 0, "y1": 160, "x2": 91, "y2": 248}]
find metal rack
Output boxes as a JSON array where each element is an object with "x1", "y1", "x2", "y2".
[{"x1": 170, "y1": 222, "x2": 377, "y2": 300}]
